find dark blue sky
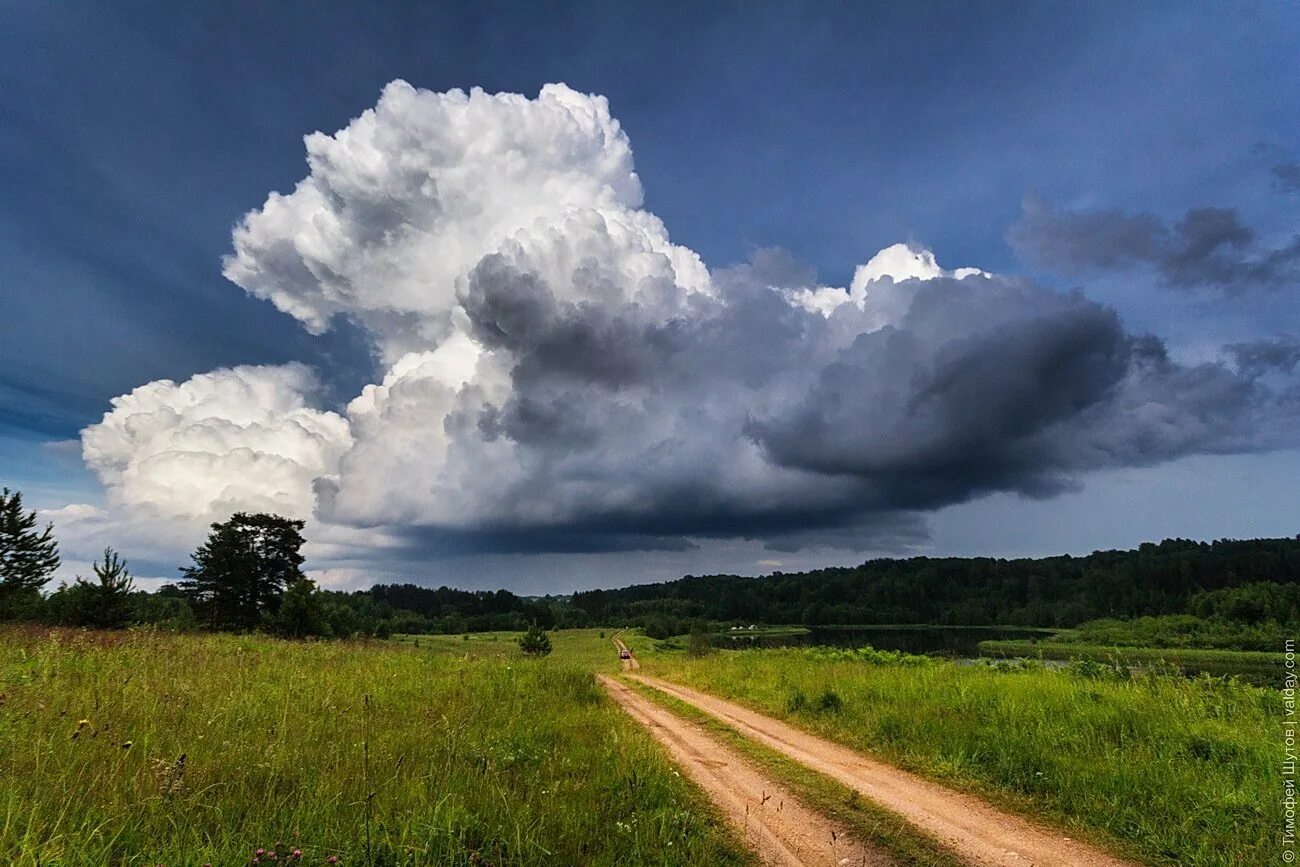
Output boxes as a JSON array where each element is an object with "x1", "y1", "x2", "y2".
[{"x1": 2, "y1": 2, "x2": 1298, "y2": 587}]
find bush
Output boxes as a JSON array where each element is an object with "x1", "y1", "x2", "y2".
[{"x1": 816, "y1": 688, "x2": 844, "y2": 713}]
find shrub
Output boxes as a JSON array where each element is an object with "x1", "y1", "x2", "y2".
[{"x1": 816, "y1": 688, "x2": 843, "y2": 713}]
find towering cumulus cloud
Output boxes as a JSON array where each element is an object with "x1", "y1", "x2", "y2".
[{"x1": 79, "y1": 81, "x2": 1300, "y2": 557}]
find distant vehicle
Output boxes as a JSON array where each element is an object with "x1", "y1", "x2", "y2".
[{"x1": 619, "y1": 649, "x2": 632, "y2": 659}]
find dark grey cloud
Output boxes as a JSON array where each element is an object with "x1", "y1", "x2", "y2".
[
  {"x1": 428, "y1": 249, "x2": 1300, "y2": 552},
  {"x1": 1227, "y1": 336, "x2": 1300, "y2": 377},
  {"x1": 1009, "y1": 197, "x2": 1300, "y2": 293},
  {"x1": 748, "y1": 275, "x2": 1300, "y2": 514}
]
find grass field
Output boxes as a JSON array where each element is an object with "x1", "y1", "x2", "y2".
[
  {"x1": 0, "y1": 626, "x2": 748, "y2": 866},
  {"x1": 396, "y1": 629, "x2": 626, "y2": 674},
  {"x1": 2, "y1": 624, "x2": 1278, "y2": 866},
  {"x1": 978, "y1": 639, "x2": 1282, "y2": 684},
  {"x1": 638, "y1": 643, "x2": 1274, "y2": 866}
]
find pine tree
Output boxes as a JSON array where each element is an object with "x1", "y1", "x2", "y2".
[
  {"x1": 89, "y1": 547, "x2": 134, "y2": 628},
  {"x1": 518, "y1": 622, "x2": 552, "y2": 656},
  {"x1": 181, "y1": 513, "x2": 306, "y2": 630},
  {"x1": 0, "y1": 487, "x2": 60, "y2": 618}
]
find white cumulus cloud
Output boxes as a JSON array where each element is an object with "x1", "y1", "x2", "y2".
[
  {"x1": 81, "y1": 364, "x2": 352, "y2": 521},
  {"x1": 223, "y1": 80, "x2": 707, "y2": 361}
]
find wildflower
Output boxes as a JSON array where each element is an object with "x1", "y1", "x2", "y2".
[
  {"x1": 291, "y1": 850, "x2": 302, "y2": 860},
  {"x1": 326, "y1": 857, "x2": 339, "y2": 865}
]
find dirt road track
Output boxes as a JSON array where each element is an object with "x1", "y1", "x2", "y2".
[
  {"x1": 611, "y1": 634, "x2": 640, "y2": 670},
  {"x1": 599, "y1": 675, "x2": 893, "y2": 866},
  {"x1": 629, "y1": 674, "x2": 1136, "y2": 867}
]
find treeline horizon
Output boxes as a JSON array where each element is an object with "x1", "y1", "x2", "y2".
[
  {"x1": 2, "y1": 482, "x2": 1297, "y2": 639},
  {"x1": 35, "y1": 537, "x2": 1300, "y2": 639},
  {"x1": 570, "y1": 536, "x2": 1300, "y2": 641}
]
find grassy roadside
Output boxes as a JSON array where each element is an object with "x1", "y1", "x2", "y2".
[
  {"x1": 623, "y1": 678, "x2": 964, "y2": 867},
  {"x1": 639, "y1": 644, "x2": 1272, "y2": 866},
  {"x1": 0, "y1": 626, "x2": 750, "y2": 866}
]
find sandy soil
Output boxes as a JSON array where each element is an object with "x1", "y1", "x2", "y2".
[
  {"x1": 629, "y1": 674, "x2": 1137, "y2": 867},
  {"x1": 599, "y1": 675, "x2": 894, "y2": 867}
]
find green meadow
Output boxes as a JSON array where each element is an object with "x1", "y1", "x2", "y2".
[
  {"x1": 0, "y1": 627, "x2": 746, "y2": 866},
  {"x1": 0, "y1": 625, "x2": 1279, "y2": 866}
]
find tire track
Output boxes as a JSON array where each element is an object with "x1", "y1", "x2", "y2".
[{"x1": 599, "y1": 675, "x2": 893, "y2": 866}]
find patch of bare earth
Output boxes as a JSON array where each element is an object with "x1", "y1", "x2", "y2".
[
  {"x1": 630, "y1": 674, "x2": 1137, "y2": 867},
  {"x1": 599, "y1": 675, "x2": 894, "y2": 867}
]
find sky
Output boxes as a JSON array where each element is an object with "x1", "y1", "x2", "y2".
[{"x1": 1, "y1": 2, "x2": 1298, "y2": 593}]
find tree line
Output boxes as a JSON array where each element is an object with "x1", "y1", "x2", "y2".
[
  {"x1": 2, "y1": 486, "x2": 1298, "y2": 639},
  {"x1": 570, "y1": 536, "x2": 1300, "y2": 637}
]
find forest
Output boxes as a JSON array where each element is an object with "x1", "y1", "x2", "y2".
[{"x1": 569, "y1": 536, "x2": 1300, "y2": 638}]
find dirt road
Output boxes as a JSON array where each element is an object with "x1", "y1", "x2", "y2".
[
  {"x1": 629, "y1": 674, "x2": 1135, "y2": 867},
  {"x1": 611, "y1": 633, "x2": 640, "y2": 670},
  {"x1": 599, "y1": 675, "x2": 893, "y2": 866}
]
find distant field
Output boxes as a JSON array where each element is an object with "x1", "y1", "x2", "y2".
[
  {"x1": 978, "y1": 639, "x2": 1282, "y2": 684},
  {"x1": 640, "y1": 643, "x2": 1274, "y2": 866},
  {"x1": 0, "y1": 627, "x2": 747, "y2": 866},
  {"x1": 395, "y1": 629, "x2": 626, "y2": 673}
]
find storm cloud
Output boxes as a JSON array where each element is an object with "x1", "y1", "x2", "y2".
[
  {"x1": 74, "y1": 82, "x2": 1300, "y2": 558},
  {"x1": 1009, "y1": 197, "x2": 1300, "y2": 293}
]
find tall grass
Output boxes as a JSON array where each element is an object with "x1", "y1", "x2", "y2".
[
  {"x1": 644, "y1": 645, "x2": 1274, "y2": 866},
  {"x1": 0, "y1": 626, "x2": 749, "y2": 866}
]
